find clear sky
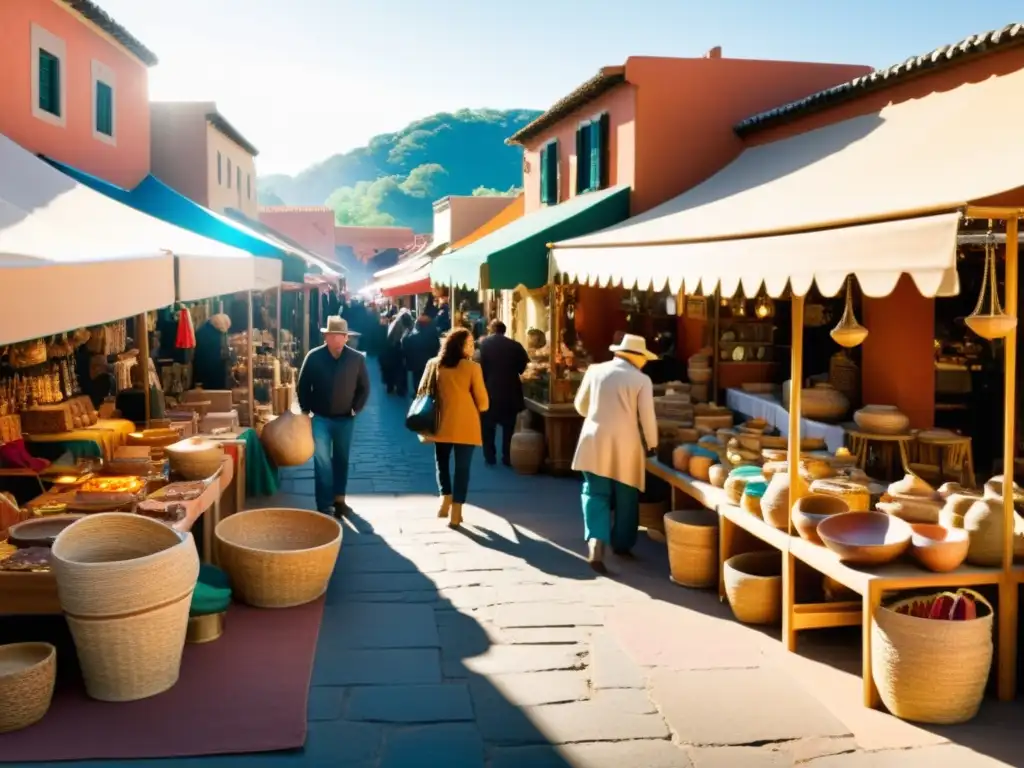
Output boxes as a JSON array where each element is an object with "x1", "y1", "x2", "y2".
[{"x1": 95, "y1": 0, "x2": 1022, "y2": 176}]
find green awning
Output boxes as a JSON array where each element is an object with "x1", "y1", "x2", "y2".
[{"x1": 430, "y1": 185, "x2": 630, "y2": 290}]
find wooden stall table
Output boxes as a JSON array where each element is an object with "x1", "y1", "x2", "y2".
[
  {"x1": 524, "y1": 399, "x2": 583, "y2": 476},
  {"x1": 909, "y1": 430, "x2": 976, "y2": 487},
  {"x1": 845, "y1": 430, "x2": 913, "y2": 482},
  {"x1": 201, "y1": 433, "x2": 247, "y2": 519},
  {"x1": 645, "y1": 458, "x2": 726, "y2": 512}
]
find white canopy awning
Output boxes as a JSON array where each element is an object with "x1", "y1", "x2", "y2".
[
  {"x1": 361, "y1": 239, "x2": 448, "y2": 297},
  {"x1": 254, "y1": 257, "x2": 285, "y2": 292},
  {"x1": 0, "y1": 134, "x2": 253, "y2": 343},
  {"x1": 551, "y1": 65, "x2": 1024, "y2": 298}
]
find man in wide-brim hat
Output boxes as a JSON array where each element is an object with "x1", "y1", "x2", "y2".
[
  {"x1": 571, "y1": 333, "x2": 659, "y2": 572},
  {"x1": 296, "y1": 316, "x2": 370, "y2": 517}
]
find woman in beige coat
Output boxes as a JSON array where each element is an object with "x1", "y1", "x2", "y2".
[
  {"x1": 419, "y1": 327, "x2": 489, "y2": 528},
  {"x1": 571, "y1": 334, "x2": 659, "y2": 571}
]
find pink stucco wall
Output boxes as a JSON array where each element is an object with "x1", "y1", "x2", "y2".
[
  {"x1": 259, "y1": 207, "x2": 338, "y2": 261},
  {"x1": 334, "y1": 226, "x2": 415, "y2": 261},
  {"x1": 0, "y1": 0, "x2": 151, "y2": 187}
]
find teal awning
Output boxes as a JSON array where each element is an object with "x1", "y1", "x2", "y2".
[
  {"x1": 45, "y1": 159, "x2": 336, "y2": 283},
  {"x1": 430, "y1": 185, "x2": 629, "y2": 290}
]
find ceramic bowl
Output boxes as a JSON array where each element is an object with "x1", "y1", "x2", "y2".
[
  {"x1": 816, "y1": 511, "x2": 912, "y2": 566},
  {"x1": 909, "y1": 523, "x2": 969, "y2": 573},
  {"x1": 853, "y1": 405, "x2": 910, "y2": 435},
  {"x1": 791, "y1": 494, "x2": 849, "y2": 544}
]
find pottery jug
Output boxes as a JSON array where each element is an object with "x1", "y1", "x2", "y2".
[
  {"x1": 800, "y1": 384, "x2": 849, "y2": 423},
  {"x1": 259, "y1": 411, "x2": 314, "y2": 467}
]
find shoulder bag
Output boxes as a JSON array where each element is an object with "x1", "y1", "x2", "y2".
[{"x1": 406, "y1": 360, "x2": 440, "y2": 435}]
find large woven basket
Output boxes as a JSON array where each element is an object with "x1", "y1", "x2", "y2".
[
  {"x1": 0, "y1": 643, "x2": 56, "y2": 733},
  {"x1": 216, "y1": 508, "x2": 343, "y2": 608},
  {"x1": 51, "y1": 513, "x2": 199, "y2": 618},
  {"x1": 665, "y1": 509, "x2": 718, "y2": 588},
  {"x1": 872, "y1": 590, "x2": 993, "y2": 724},
  {"x1": 723, "y1": 551, "x2": 782, "y2": 625},
  {"x1": 67, "y1": 593, "x2": 192, "y2": 702}
]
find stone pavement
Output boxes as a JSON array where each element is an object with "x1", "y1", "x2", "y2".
[{"x1": 27, "y1": 377, "x2": 1024, "y2": 767}]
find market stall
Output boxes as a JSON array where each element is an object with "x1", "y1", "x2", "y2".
[{"x1": 549, "y1": 61, "x2": 1024, "y2": 719}]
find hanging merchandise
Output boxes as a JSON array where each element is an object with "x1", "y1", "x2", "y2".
[
  {"x1": 965, "y1": 228, "x2": 1017, "y2": 341},
  {"x1": 175, "y1": 306, "x2": 197, "y2": 349},
  {"x1": 831, "y1": 276, "x2": 869, "y2": 348}
]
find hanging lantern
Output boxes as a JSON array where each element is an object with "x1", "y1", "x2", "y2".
[
  {"x1": 965, "y1": 230, "x2": 1017, "y2": 340},
  {"x1": 830, "y1": 276, "x2": 869, "y2": 348},
  {"x1": 729, "y1": 291, "x2": 747, "y2": 317},
  {"x1": 753, "y1": 289, "x2": 775, "y2": 319}
]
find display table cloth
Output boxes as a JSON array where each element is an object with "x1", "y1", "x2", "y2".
[
  {"x1": 725, "y1": 388, "x2": 847, "y2": 452},
  {"x1": 25, "y1": 418, "x2": 135, "y2": 462}
]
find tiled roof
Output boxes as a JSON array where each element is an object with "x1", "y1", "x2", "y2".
[
  {"x1": 206, "y1": 110, "x2": 259, "y2": 157},
  {"x1": 61, "y1": 0, "x2": 158, "y2": 66},
  {"x1": 736, "y1": 22, "x2": 1024, "y2": 136},
  {"x1": 259, "y1": 206, "x2": 334, "y2": 214},
  {"x1": 506, "y1": 66, "x2": 626, "y2": 145}
]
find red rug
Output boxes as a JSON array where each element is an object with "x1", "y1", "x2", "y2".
[{"x1": 0, "y1": 597, "x2": 324, "y2": 762}]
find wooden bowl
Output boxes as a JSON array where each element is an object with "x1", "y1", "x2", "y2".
[
  {"x1": 791, "y1": 494, "x2": 849, "y2": 544},
  {"x1": 7, "y1": 515, "x2": 85, "y2": 548},
  {"x1": 909, "y1": 523, "x2": 969, "y2": 573},
  {"x1": 816, "y1": 512, "x2": 912, "y2": 566}
]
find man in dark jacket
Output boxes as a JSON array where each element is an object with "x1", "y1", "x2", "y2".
[
  {"x1": 478, "y1": 320, "x2": 529, "y2": 466},
  {"x1": 296, "y1": 316, "x2": 370, "y2": 517},
  {"x1": 402, "y1": 315, "x2": 441, "y2": 394}
]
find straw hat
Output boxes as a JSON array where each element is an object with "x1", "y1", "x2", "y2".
[
  {"x1": 609, "y1": 333, "x2": 658, "y2": 360},
  {"x1": 321, "y1": 316, "x2": 360, "y2": 336}
]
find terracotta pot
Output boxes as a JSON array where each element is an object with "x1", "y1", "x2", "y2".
[
  {"x1": 510, "y1": 430, "x2": 544, "y2": 475},
  {"x1": 909, "y1": 523, "x2": 969, "y2": 573},
  {"x1": 259, "y1": 411, "x2": 315, "y2": 467},
  {"x1": 708, "y1": 464, "x2": 728, "y2": 488},
  {"x1": 760, "y1": 472, "x2": 808, "y2": 531},
  {"x1": 800, "y1": 383, "x2": 849, "y2": 423},
  {"x1": 792, "y1": 494, "x2": 849, "y2": 544},
  {"x1": 853, "y1": 405, "x2": 910, "y2": 435},
  {"x1": 816, "y1": 512, "x2": 912, "y2": 566}
]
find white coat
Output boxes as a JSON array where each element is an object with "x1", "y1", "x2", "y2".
[{"x1": 571, "y1": 356, "x2": 658, "y2": 491}]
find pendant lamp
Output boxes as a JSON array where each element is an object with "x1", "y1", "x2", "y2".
[
  {"x1": 830, "y1": 276, "x2": 869, "y2": 348},
  {"x1": 965, "y1": 232, "x2": 1017, "y2": 340}
]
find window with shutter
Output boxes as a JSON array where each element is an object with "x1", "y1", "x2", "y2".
[
  {"x1": 38, "y1": 49, "x2": 60, "y2": 116},
  {"x1": 227, "y1": 158, "x2": 232, "y2": 188},
  {"x1": 545, "y1": 140, "x2": 559, "y2": 204},
  {"x1": 217, "y1": 152, "x2": 222, "y2": 184},
  {"x1": 597, "y1": 113, "x2": 610, "y2": 189},
  {"x1": 539, "y1": 144, "x2": 549, "y2": 205},
  {"x1": 575, "y1": 124, "x2": 591, "y2": 194},
  {"x1": 95, "y1": 81, "x2": 113, "y2": 137}
]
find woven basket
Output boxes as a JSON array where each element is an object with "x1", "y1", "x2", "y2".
[
  {"x1": 665, "y1": 509, "x2": 718, "y2": 588},
  {"x1": 67, "y1": 593, "x2": 192, "y2": 702},
  {"x1": 872, "y1": 590, "x2": 993, "y2": 724},
  {"x1": 638, "y1": 501, "x2": 668, "y2": 534},
  {"x1": 216, "y1": 508, "x2": 343, "y2": 608},
  {"x1": 259, "y1": 411, "x2": 315, "y2": 467},
  {"x1": 723, "y1": 551, "x2": 782, "y2": 625},
  {"x1": 809, "y1": 478, "x2": 871, "y2": 512},
  {"x1": 51, "y1": 513, "x2": 199, "y2": 619},
  {"x1": 0, "y1": 643, "x2": 56, "y2": 733},
  {"x1": 166, "y1": 437, "x2": 224, "y2": 480}
]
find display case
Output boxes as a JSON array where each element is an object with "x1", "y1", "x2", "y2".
[{"x1": 520, "y1": 283, "x2": 592, "y2": 407}]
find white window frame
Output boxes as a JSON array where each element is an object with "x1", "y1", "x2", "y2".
[
  {"x1": 91, "y1": 60, "x2": 116, "y2": 146},
  {"x1": 31, "y1": 24, "x2": 67, "y2": 128}
]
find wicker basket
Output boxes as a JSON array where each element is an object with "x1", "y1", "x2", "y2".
[
  {"x1": 723, "y1": 551, "x2": 782, "y2": 625},
  {"x1": 809, "y1": 478, "x2": 871, "y2": 512},
  {"x1": 50, "y1": 513, "x2": 199, "y2": 619},
  {"x1": 0, "y1": 643, "x2": 56, "y2": 733},
  {"x1": 165, "y1": 437, "x2": 224, "y2": 480},
  {"x1": 260, "y1": 411, "x2": 315, "y2": 467},
  {"x1": 872, "y1": 590, "x2": 993, "y2": 724},
  {"x1": 216, "y1": 508, "x2": 343, "y2": 608},
  {"x1": 638, "y1": 500, "x2": 668, "y2": 534},
  {"x1": 67, "y1": 593, "x2": 192, "y2": 702},
  {"x1": 665, "y1": 509, "x2": 718, "y2": 588}
]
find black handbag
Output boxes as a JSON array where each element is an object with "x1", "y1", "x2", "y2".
[{"x1": 406, "y1": 362, "x2": 439, "y2": 435}]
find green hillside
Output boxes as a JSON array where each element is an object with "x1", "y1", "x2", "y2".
[{"x1": 258, "y1": 108, "x2": 541, "y2": 233}]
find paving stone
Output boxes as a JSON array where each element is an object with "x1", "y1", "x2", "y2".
[
  {"x1": 313, "y1": 648, "x2": 442, "y2": 686},
  {"x1": 491, "y1": 741, "x2": 693, "y2": 768},
  {"x1": 336, "y1": 532, "x2": 387, "y2": 547},
  {"x1": 379, "y1": 723, "x2": 485, "y2": 768},
  {"x1": 444, "y1": 550, "x2": 522, "y2": 572},
  {"x1": 307, "y1": 685, "x2": 346, "y2": 721},
  {"x1": 473, "y1": 670, "x2": 589, "y2": 706},
  {"x1": 329, "y1": 571, "x2": 438, "y2": 594},
  {"x1": 493, "y1": 602, "x2": 603, "y2": 628},
  {"x1": 336, "y1": 543, "x2": 445, "y2": 573},
  {"x1": 304, "y1": 719, "x2": 382, "y2": 767},
  {"x1": 804, "y1": 745, "x2": 1001, "y2": 767},
  {"x1": 501, "y1": 626, "x2": 592, "y2": 644},
  {"x1": 650, "y1": 667, "x2": 850, "y2": 746},
  {"x1": 689, "y1": 746, "x2": 793, "y2": 768},
  {"x1": 320, "y1": 602, "x2": 439, "y2": 649},
  {"x1": 347, "y1": 683, "x2": 473, "y2": 723},
  {"x1": 523, "y1": 691, "x2": 669, "y2": 745},
  {"x1": 461, "y1": 644, "x2": 583, "y2": 675},
  {"x1": 589, "y1": 632, "x2": 647, "y2": 689},
  {"x1": 436, "y1": 585, "x2": 500, "y2": 609},
  {"x1": 489, "y1": 583, "x2": 579, "y2": 604}
]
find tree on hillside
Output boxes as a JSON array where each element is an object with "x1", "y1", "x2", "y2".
[{"x1": 472, "y1": 185, "x2": 520, "y2": 197}]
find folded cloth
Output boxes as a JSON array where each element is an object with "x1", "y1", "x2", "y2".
[
  {"x1": 239, "y1": 427, "x2": 279, "y2": 498},
  {"x1": 0, "y1": 438, "x2": 50, "y2": 472}
]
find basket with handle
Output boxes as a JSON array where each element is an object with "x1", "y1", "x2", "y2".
[{"x1": 872, "y1": 588, "x2": 993, "y2": 724}]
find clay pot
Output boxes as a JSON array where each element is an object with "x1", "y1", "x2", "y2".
[
  {"x1": 963, "y1": 499, "x2": 1006, "y2": 567},
  {"x1": 760, "y1": 472, "x2": 809, "y2": 531},
  {"x1": 672, "y1": 445, "x2": 691, "y2": 473},
  {"x1": 259, "y1": 411, "x2": 315, "y2": 467},
  {"x1": 876, "y1": 495, "x2": 942, "y2": 524},
  {"x1": 887, "y1": 473, "x2": 935, "y2": 498},
  {"x1": 800, "y1": 458, "x2": 835, "y2": 481},
  {"x1": 166, "y1": 437, "x2": 224, "y2": 480},
  {"x1": 792, "y1": 494, "x2": 849, "y2": 544},
  {"x1": 816, "y1": 512, "x2": 912, "y2": 566},
  {"x1": 510, "y1": 429, "x2": 545, "y2": 475},
  {"x1": 909, "y1": 523, "x2": 969, "y2": 573},
  {"x1": 853, "y1": 405, "x2": 910, "y2": 435},
  {"x1": 939, "y1": 492, "x2": 983, "y2": 529},
  {"x1": 800, "y1": 383, "x2": 849, "y2": 423},
  {"x1": 708, "y1": 464, "x2": 728, "y2": 488},
  {"x1": 689, "y1": 455, "x2": 715, "y2": 483}
]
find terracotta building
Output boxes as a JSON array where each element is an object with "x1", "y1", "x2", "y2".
[
  {"x1": 258, "y1": 207, "x2": 339, "y2": 263},
  {"x1": 150, "y1": 101, "x2": 260, "y2": 218},
  {"x1": 0, "y1": 0, "x2": 157, "y2": 188},
  {"x1": 334, "y1": 226, "x2": 415, "y2": 262}
]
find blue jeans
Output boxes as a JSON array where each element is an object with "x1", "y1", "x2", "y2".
[
  {"x1": 435, "y1": 443, "x2": 474, "y2": 504},
  {"x1": 581, "y1": 472, "x2": 639, "y2": 551},
  {"x1": 312, "y1": 415, "x2": 355, "y2": 513}
]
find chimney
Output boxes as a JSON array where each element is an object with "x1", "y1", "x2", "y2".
[{"x1": 704, "y1": 46, "x2": 722, "y2": 59}]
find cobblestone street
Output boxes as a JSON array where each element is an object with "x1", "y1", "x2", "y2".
[{"x1": 29, "y1": 381, "x2": 1024, "y2": 767}]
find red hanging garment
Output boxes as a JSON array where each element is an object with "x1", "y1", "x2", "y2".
[{"x1": 175, "y1": 307, "x2": 196, "y2": 349}]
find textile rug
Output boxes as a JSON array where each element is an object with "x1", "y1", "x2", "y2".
[{"x1": 0, "y1": 597, "x2": 323, "y2": 761}]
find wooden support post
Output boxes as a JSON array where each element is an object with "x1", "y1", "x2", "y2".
[
  {"x1": 247, "y1": 290, "x2": 255, "y2": 430},
  {"x1": 998, "y1": 216, "x2": 1019, "y2": 701},
  {"x1": 137, "y1": 313, "x2": 150, "y2": 429},
  {"x1": 712, "y1": 289, "x2": 721, "y2": 401},
  {"x1": 275, "y1": 285, "x2": 282, "y2": 353},
  {"x1": 301, "y1": 286, "x2": 310, "y2": 356},
  {"x1": 783, "y1": 293, "x2": 805, "y2": 652}
]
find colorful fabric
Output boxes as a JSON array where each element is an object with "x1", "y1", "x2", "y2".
[{"x1": 238, "y1": 427, "x2": 278, "y2": 498}]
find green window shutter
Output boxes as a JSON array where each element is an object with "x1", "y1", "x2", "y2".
[
  {"x1": 598, "y1": 113, "x2": 610, "y2": 188},
  {"x1": 575, "y1": 125, "x2": 590, "y2": 194},
  {"x1": 546, "y1": 139, "x2": 559, "y2": 203},
  {"x1": 96, "y1": 82, "x2": 113, "y2": 136},
  {"x1": 39, "y1": 50, "x2": 60, "y2": 116},
  {"x1": 539, "y1": 145, "x2": 549, "y2": 205}
]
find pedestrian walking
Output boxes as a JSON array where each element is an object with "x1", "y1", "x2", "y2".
[
  {"x1": 418, "y1": 327, "x2": 489, "y2": 528},
  {"x1": 402, "y1": 314, "x2": 441, "y2": 396},
  {"x1": 571, "y1": 333, "x2": 658, "y2": 572},
  {"x1": 296, "y1": 316, "x2": 370, "y2": 518},
  {"x1": 382, "y1": 308, "x2": 414, "y2": 395},
  {"x1": 478, "y1": 319, "x2": 529, "y2": 466}
]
